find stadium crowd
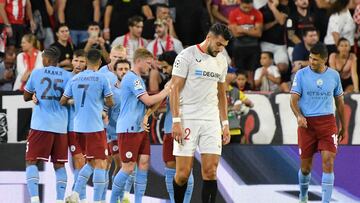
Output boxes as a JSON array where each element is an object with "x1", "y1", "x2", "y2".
[{"x1": 0, "y1": 0, "x2": 359, "y2": 94}]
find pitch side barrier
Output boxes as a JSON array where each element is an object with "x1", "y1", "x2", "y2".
[{"x1": 1, "y1": 91, "x2": 359, "y2": 145}]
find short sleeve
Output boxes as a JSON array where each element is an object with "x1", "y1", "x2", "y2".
[
  {"x1": 172, "y1": 54, "x2": 190, "y2": 78},
  {"x1": 292, "y1": 44, "x2": 307, "y2": 62},
  {"x1": 24, "y1": 72, "x2": 35, "y2": 93},
  {"x1": 254, "y1": 9, "x2": 263, "y2": 24},
  {"x1": 228, "y1": 9, "x2": 238, "y2": 25},
  {"x1": 63, "y1": 79, "x2": 73, "y2": 98},
  {"x1": 272, "y1": 66, "x2": 281, "y2": 78},
  {"x1": 290, "y1": 71, "x2": 302, "y2": 95},
  {"x1": 128, "y1": 75, "x2": 146, "y2": 98},
  {"x1": 103, "y1": 77, "x2": 113, "y2": 97},
  {"x1": 327, "y1": 14, "x2": 341, "y2": 33},
  {"x1": 254, "y1": 68, "x2": 262, "y2": 80},
  {"x1": 334, "y1": 73, "x2": 343, "y2": 97}
]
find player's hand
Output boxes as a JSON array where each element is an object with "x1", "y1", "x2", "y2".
[
  {"x1": 102, "y1": 111, "x2": 109, "y2": 125},
  {"x1": 337, "y1": 127, "x2": 345, "y2": 144},
  {"x1": 297, "y1": 115, "x2": 307, "y2": 128},
  {"x1": 67, "y1": 99, "x2": 74, "y2": 105},
  {"x1": 142, "y1": 115, "x2": 150, "y2": 132},
  {"x1": 222, "y1": 125, "x2": 231, "y2": 145},
  {"x1": 32, "y1": 93, "x2": 38, "y2": 105},
  {"x1": 172, "y1": 122, "x2": 184, "y2": 145}
]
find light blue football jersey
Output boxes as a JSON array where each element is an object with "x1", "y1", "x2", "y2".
[
  {"x1": 106, "y1": 82, "x2": 121, "y2": 141},
  {"x1": 290, "y1": 66, "x2": 343, "y2": 117},
  {"x1": 25, "y1": 66, "x2": 72, "y2": 133},
  {"x1": 116, "y1": 71, "x2": 147, "y2": 133},
  {"x1": 64, "y1": 70, "x2": 113, "y2": 132}
]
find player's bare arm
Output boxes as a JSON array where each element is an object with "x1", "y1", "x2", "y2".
[
  {"x1": 334, "y1": 94, "x2": 345, "y2": 142},
  {"x1": 139, "y1": 85, "x2": 170, "y2": 107},
  {"x1": 142, "y1": 101, "x2": 163, "y2": 132},
  {"x1": 59, "y1": 95, "x2": 70, "y2": 106},
  {"x1": 290, "y1": 93, "x2": 307, "y2": 128},
  {"x1": 23, "y1": 90, "x2": 34, "y2": 102},
  {"x1": 170, "y1": 75, "x2": 186, "y2": 144},
  {"x1": 218, "y1": 81, "x2": 230, "y2": 145},
  {"x1": 104, "y1": 95, "x2": 114, "y2": 107}
]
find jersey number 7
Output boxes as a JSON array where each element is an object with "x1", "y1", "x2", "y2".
[{"x1": 78, "y1": 84, "x2": 89, "y2": 107}]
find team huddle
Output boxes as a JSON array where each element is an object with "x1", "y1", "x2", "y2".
[{"x1": 23, "y1": 23, "x2": 345, "y2": 203}]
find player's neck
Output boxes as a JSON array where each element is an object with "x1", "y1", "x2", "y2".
[
  {"x1": 130, "y1": 32, "x2": 139, "y2": 40},
  {"x1": 131, "y1": 67, "x2": 141, "y2": 75},
  {"x1": 199, "y1": 40, "x2": 208, "y2": 55},
  {"x1": 58, "y1": 39, "x2": 68, "y2": 46},
  {"x1": 311, "y1": 65, "x2": 326, "y2": 73},
  {"x1": 87, "y1": 65, "x2": 99, "y2": 71}
]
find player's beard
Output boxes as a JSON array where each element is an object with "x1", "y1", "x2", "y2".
[{"x1": 207, "y1": 46, "x2": 218, "y2": 57}]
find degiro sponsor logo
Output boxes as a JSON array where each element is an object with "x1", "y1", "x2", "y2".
[{"x1": 195, "y1": 69, "x2": 221, "y2": 79}]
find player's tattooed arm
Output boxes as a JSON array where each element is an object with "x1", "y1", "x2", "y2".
[
  {"x1": 218, "y1": 82, "x2": 230, "y2": 145},
  {"x1": 335, "y1": 95, "x2": 345, "y2": 142},
  {"x1": 23, "y1": 90, "x2": 34, "y2": 102},
  {"x1": 170, "y1": 76, "x2": 186, "y2": 144},
  {"x1": 104, "y1": 95, "x2": 114, "y2": 107},
  {"x1": 290, "y1": 93, "x2": 307, "y2": 128}
]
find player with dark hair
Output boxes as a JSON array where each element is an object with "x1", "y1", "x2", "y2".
[
  {"x1": 290, "y1": 42, "x2": 345, "y2": 203},
  {"x1": 66, "y1": 49, "x2": 88, "y2": 202},
  {"x1": 170, "y1": 23, "x2": 232, "y2": 203},
  {"x1": 62, "y1": 49, "x2": 114, "y2": 203},
  {"x1": 24, "y1": 46, "x2": 72, "y2": 203}
]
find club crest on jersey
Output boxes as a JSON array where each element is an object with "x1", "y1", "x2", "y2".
[
  {"x1": 316, "y1": 79, "x2": 323, "y2": 89},
  {"x1": 134, "y1": 79, "x2": 143, "y2": 90}
]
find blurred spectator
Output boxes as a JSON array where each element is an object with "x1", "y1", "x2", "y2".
[
  {"x1": 260, "y1": 0, "x2": 289, "y2": 73},
  {"x1": 353, "y1": 1, "x2": 360, "y2": 41},
  {"x1": 329, "y1": 37, "x2": 359, "y2": 93},
  {"x1": 77, "y1": 22, "x2": 110, "y2": 66},
  {"x1": 58, "y1": 0, "x2": 100, "y2": 46},
  {"x1": 0, "y1": 0, "x2": 36, "y2": 48},
  {"x1": 210, "y1": 0, "x2": 240, "y2": 24},
  {"x1": 291, "y1": 27, "x2": 319, "y2": 76},
  {"x1": 0, "y1": 49, "x2": 16, "y2": 91},
  {"x1": 142, "y1": 3, "x2": 177, "y2": 40},
  {"x1": 234, "y1": 70, "x2": 252, "y2": 91},
  {"x1": 13, "y1": 34, "x2": 42, "y2": 91},
  {"x1": 228, "y1": 0, "x2": 263, "y2": 88},
  {"x1": 147, "y1": 19, "x2": 183, "y2": 57},
  {"x1": 310, "y1": 0, "x2": 332, "y2": 42},
  {"x1": 286, "y1": 0, "x2": 314, "y2": 61},
  {"x1": 103, "y1": 0, "x2": 153, "y2": 42},
  {"x1": 111, "y1": 16, "x2": 148, "y2": 64},
  {"x1": 50, "y1": 23, "x2": 74, "y2": 70},
  {"x1": 226, "y1": 67, "x2": 253, "y2": 143},
  {"x1": 30, "y1": 0, "x2": 54, "y2": 49},
  {"x1": 324, "y1": 0, "x2": 355, "y2": 54},
  {"x1": 173, "y1": 0, "x2": 211, "y2": 47},
  {"x1": 148, "y1": 50, "x2": 176, "y2": 93},
  {"x1": 254, "y1": 52, "x2": 281, "y2": 92}
]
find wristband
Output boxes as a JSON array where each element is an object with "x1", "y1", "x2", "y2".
[
  {"x1": 222, "y1": 120, "x2": 229, "y2": 126},
  {"x1": 172, "y1": 117, "x2": 181, "y2": 123},
  {"x1": 103, "y1": 28, "x2": 110, "y2": 33}
]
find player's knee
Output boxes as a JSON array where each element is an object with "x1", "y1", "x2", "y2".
[
  {"x1": 175, "y1": 169, "x2": 191, "y2": 185},
  {"x1": 121, "y1": 162, "x2": 136, "y2": 173},
  {"x1": 26, "y1": 160, "x2": 38, "y2": 166},
  {"x1": 138, "y1": 155, "x2": 150, "y2": 170},
  {"x1": 53, "y1": 162, "x2": 65, "y2": 170},
  {"x1": 322, "y1": 156, "x2": 335, "y2": 172},
  {"x1": 202, "y1": 165, "x2": 217, "y2": 180},
  {"x1": 73, "y1": 156, "x2": 85, "y2": 169}
]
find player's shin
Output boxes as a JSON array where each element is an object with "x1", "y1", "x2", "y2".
[
  {"x1": 72, "y1": 169, "x2": 79, "y2": 190},
  {"x1": 184, "y1": 171, "x2": 194, "y2": 203},
  {"x1": 74, "y1": 163, "x2": 94, "y2": 195},
  {"x1": 110, "y1": 170, "x2": 129, "y2": 203},
  {"x1": 322, "y1": 172, "x2": 334, "y2": 203},
  {"x1": 101, "y1": 169, "x2": 110, "y2": 201},
  {"x1": 202, "y1": 180, "x2": 217, "y2": 203},
  {"x1": 55, "y1": 167, "x2": 67, "y2": 201},
  {"x1": 26, "y1": 165, "x2": 40, "y2": 202},
  {"x1": 165, "y1": 167, "x2": 176, "y2": 203},
  {"x1": 122, "y1": 169, "x2": 135, "y2": 201},
  {"x1": 173, "y1": 179, "x2": 188, "y2": 203},
  {"x1": 134, "y1": 169, "x2": 148, "y2": 203},
  {"x1": 298, "y1": 169, "x2": 311, "y2": 201},
  {"x1": 93, "y1": 168, "x2": 107, "y2": 201}
]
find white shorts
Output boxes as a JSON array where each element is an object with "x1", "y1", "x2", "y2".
[
  {"x1": 260, "y1": 41, "x2": 289, "y2": 65},
  {"x1": 173, "y1": 119, "x2": 222, "y2": 157}
]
